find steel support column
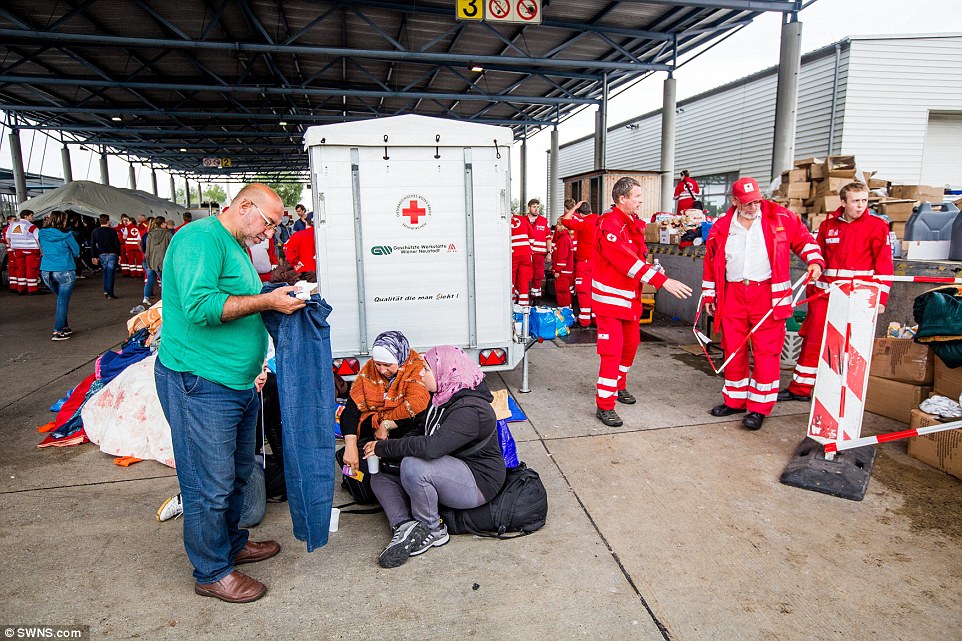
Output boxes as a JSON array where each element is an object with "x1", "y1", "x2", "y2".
[
  {"x1": 128, "y1": 164, "x2": 137, "y2": 190},
  {"x1": 169, "y1": 175, "x2": 175, "y2": 202},
  {"x1": 520, "y1": 129, "x2": 528, "y2": 208},
  {"x1": 660, "y1": 74, "x2": 678, "y2": 213},
  {"x1": 197, "y1": 182, "x2": 203, "y2": 206},
  {"x1": 594, "y1": 73, "x2": 608, "y2": 171},
  {"x1": 771, "y1": 15, "x2": 802, "y2": 182},
  {"x1": 61, "y1": 146, "x2": 73, "y2": 183},
  {"x1": 151, "y1": 169, "x2": 158, "y2": 195},
  {"x1": 8, "y1": 128, "x2": 28, "y2": 205},
  {"x1": 99, "y1": 150, "x2": 109, "y2": 186},
  {"x1": 549, "y1": 125, "x2": 559, "y2": 221},
  {"x1": 183, "y1": 177, "x2": 190, "y2": 206}
]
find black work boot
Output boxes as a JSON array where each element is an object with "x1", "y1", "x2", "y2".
[{"x1": 596, "y1": 408, "x2": 624, "y2": 427}]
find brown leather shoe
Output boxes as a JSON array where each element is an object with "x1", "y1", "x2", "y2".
[
  {"x1": 234, "y1": 540, "x2": 281, "y2": 565},
  {"x1": 194, "y1": 570, "x2": 266, "y2": 603}
]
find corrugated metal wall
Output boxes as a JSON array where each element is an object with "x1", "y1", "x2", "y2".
[
  {"x1": 841, "y1": 35, "x2": 962, "y2": 185},
  {"x1": 555, "y1": 42, "x2": 848, "y2": 203}
]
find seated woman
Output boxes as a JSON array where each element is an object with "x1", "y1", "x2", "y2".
[
  {"x1": 363, "y1": 345, "x2": 506, "y2": 569},
  {"x1": 340, "y1": 331, "x2": 430, "y2": 484}
]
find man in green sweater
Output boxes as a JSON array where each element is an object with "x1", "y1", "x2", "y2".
[{"x1": 155, "y1": 183, "x2": 305, "y2": 603}]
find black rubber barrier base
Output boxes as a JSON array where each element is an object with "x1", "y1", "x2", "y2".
[{"x1": 779, "y1": 437, "x2": 877, "y2": 501}]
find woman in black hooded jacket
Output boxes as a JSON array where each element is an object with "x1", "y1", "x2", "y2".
[{"x1": 364, "y1": 345, "x2": 505, "y2": 568}]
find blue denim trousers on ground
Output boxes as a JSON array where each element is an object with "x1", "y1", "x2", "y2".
[
  {"x1": 154, "y1": 358, "x2": 257, "y2": 583},
  {"x1": 144, "y1": 267, "x2": 160, "y2": 299},
  {"x1": 261, "y1": 286, "x2": 336, "y2": 551},
  {"x1": 99, "y1": 253, "x2": 118, "y2": 295},
  {"x1": 40, "y1": 270, "x2": 75, "y2": 332}
]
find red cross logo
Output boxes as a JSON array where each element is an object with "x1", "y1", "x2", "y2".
[{"x1": 402, "y1": 200, "x2": 426, "y2": 225}]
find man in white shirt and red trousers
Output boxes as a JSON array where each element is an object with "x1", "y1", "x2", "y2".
[{"x1": 701, "y1": 177, "x2": 824, "y2": 431}]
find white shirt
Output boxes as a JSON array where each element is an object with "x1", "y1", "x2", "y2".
[
  {"x1": 249, "y1": 238, "x2": 273, "y2": 275},
  {"x1": 725, "y1": 215, "x2": 772, "y2": 282}
]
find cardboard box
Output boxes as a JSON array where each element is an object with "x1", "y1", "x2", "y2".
[
  {"x1": 815, "y1": 177, "x2": 854, "y2": 196},
  {"x1": 891, "y1": 185, "x2": 945, "y2": 203},
  {"x1": 906, "y1": 408, "x2": 962, "y2": 480},
  {"x1": 644, "y1": 223, "x2": 661, "y2": 244},
  {"x1": 869, "y1": 338, "x2": 934, "y2": 384},
  {"x1": 814, "y1": 195, "x2": 841, "y2": 213},
  {"x1": 934, "y1": 358, "x2": 962, "y2": 400},
  {"x1": 868, "y1": 177, "x2": 889, "y2": 190},
  {"x1": 865, "y1": 376, "x2": 931, "y2": 424},
  {"x1": 786, "y1": 182, "x2": 811, "y2": 199},
  {"x1": 823, "y1": 155, "x2": 856, "y2": 178},
  {"x1": 781, "y1": 168, "x2": 808, "y2": 183},
  {"x1": 809, "y1": 163, "x2": 826, "y2": 180},
  {"x1": 794, "y1": 157, "x2": 821, "y2": 168},
  {"x1": 891, "y1": 222, "x2": 905, "y2": 238},
  {"x1": 642, "y1": 283, "x2": 657, "y2": 295},
  {"x1": 878, "y1": 200, "x2": 916, "y2": 221},
  {"x1": 807, "y1": 213, "x2": 827, "y2": 233}
]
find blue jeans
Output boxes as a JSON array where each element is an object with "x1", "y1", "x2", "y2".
[
  {"x1": 99, "y1": 253, "x2": 118, "y2": 296},
  {"x1": 40, "y1": 270, "x2": 76, "y2": 332},
  {"x1": 144, "y1": 268, "x2": 160, "y2": 300},
  {"x1": 154, "y1": 358, "x2": 258, "y2": 584}
]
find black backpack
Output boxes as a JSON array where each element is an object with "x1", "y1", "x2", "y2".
[{"x1": 439, "y1": 462, "x2": 548, "y2": 538}]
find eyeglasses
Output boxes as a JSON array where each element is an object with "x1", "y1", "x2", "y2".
[{"x1": 250, "y1": 201, "x2": 277, "y2": 230}]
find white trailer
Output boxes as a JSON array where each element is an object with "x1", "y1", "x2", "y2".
[{"x1": 304, "y1": 114, "x2": 523, "y2": 374}]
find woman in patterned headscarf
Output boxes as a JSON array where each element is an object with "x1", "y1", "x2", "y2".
[
  {"x1": 363, "y1": 345, "x2": 506, "y2": 569},
  {"x1": 340, "y1": 331, "x2": 430, "y2": 478}
]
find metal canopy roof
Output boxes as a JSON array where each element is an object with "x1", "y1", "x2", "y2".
[{"x1": 0, "y1": 0, "x2": 799, "y2": 180}]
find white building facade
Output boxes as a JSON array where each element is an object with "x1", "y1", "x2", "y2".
[{"x1": 554, "y1": 33, "x2": 962, "y2": 217}]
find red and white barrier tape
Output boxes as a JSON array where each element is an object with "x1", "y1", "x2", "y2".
[{"x1": 824, "y1": 418, "x2": 962, "y2": 454}]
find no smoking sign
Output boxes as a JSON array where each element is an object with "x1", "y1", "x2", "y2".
[{"x1": 482, "y1": 0, "x2": 541, "y2": 24}]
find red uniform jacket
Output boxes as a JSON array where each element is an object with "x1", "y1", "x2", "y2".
[
  {"x1": 510, "y1": 214, "x2": 532, "y2": 258},
  {"x1": 527, "y1": 214, "x2": 550, "y2": 255},
  {"x1": 592, "y1": 207, "x2": 667, "y2": 321},
  {"x1": 124, "y1": 224, "x2": 142, "y2": 248},
  {"x1": 285, "y1": 228, "x2": 316, "y2": 272},
  {"x1": 551, "y1": 228, "x2": 574, "y2": 276},
  {"x1": 702, "y1": 200, "x2": 825, "y2": 333},
  {"x1": 564, "y1": 212, "x2": 599, "y2": 262},
  {"x1": 812, "y1": 209, "x2": 893, "y2": 307},
  {"x1": 674, "y1": 177, "x2": 700, "y2": 212}
]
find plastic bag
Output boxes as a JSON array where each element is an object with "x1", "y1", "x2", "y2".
[{"x1": 497, "y1": 419, "x2": 520, "y2": 469}]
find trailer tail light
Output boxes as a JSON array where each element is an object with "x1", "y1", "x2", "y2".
[
  {"x1": 479, "y1": 349, "x2": 507, "y2": 367},
  {"x1": 333, "y1": 358, "x2": 360, "y2": 376}
]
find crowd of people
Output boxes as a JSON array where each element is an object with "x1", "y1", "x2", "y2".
[{"x1": 7, "y1": 170, "x2": 894, "y2": 603}]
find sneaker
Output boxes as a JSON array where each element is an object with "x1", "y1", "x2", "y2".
[
  {"x1": 61, "y1": 327, "x2": 73, "y2": 336},
  {"x1": 142, "y1": 298, "x2": 151, "y2": 306},
  {"x1": 106, "y1": 294, "x2": 118, "y2": 300},
  {"x1": 378, "y1": 520, "x2": 429, "y2": 568},
  {"x1": 51, "y1": 332, "x2": 70, "y2": 341},
  {"x1": 410, "y1": 524, "x2": 450, "y2": 556},
  {"x1": 595, "y1": 408, "x2": 623, "y2": 427},
  {"x1": 156, "y1": 493, "x2": 184, "y2": 522}
]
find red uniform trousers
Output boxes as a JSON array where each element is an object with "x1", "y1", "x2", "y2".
[
  {"x1": 512, "y1": 254, "x2": 533, "y2": 307},
  {"x1": 574, "y1": 259, "x2": 593, "y2": 325},
  {"x1": 555, "y1": 270, "x2": 573, "y2": 307},
  {"x1": 720, "y1": 281, "x2": 785, "y2": 416},
  {"x1": 119, "y1": 245, "x2": 131, "y2": 276},
  {"x1": 530, "y1": 253, "x2": 546, "y2": 298},
  {"x1": 595, "y1": 315, "x2": 641, "y2": 410},
  {"x1": 787, "y1": 294, "x2": 827, "y2": 397},
  {"x1": 126, "y1": 246, "x2": 145, "y2": 277},
  {"x1": 10, "y1": 249, "x2": 41, "y2": 293}
]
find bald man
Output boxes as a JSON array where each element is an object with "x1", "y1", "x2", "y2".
[{"x1": 154, "y1": 184, "x2": 305, "y2": 603}]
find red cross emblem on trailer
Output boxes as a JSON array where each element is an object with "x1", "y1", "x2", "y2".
[{"x1": 396, "y1": 194, "x2": 432, "y2": 229}]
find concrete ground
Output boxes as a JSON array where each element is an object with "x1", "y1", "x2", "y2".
[{"x1": 1, "y1": 276, "x2": 961, "y2": 641}]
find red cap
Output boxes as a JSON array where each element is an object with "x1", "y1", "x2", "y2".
[{"x1": 731, "y1": 177, "x2": 762, "y2": 204}]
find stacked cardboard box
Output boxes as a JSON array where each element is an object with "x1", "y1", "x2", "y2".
[
  {"x1": 865, "y1": 337, "x2": 934, "y2": 424},
  {"x1": 772, "y1": 156, "x2": 873, "y2": 233},
  {"x1": 905, "y1": 358, "x2": 962, "y2": 480}
]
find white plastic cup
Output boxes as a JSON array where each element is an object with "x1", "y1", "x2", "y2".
[
  {"x1": 329, "y1": 507, "x2": 340, "y2": 533},
  {"x1": 368, "y1": 454, "x2": 380, "y2": 474}
]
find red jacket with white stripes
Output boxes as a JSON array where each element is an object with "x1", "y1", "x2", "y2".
[
  {"x1": 563, "y1": 212, "x2": 599, "y2": 262},
  {"x1": 702, "y1": 200, "x2": 825, "y2": 332},
  {"x1": 527, "y1": 214, "x2": 549, "y2": 255},
  {"x1": 592, "y1": 207, "x2": 668, "y2": 321},
  {"x1": 551, "y1": 228, "x2": 574, "y2": 275},
  {"x1": 812, "y1": 208, "x2": 893, "y2": 307},
  {"x1": 124, "y1": 224, "x2": 143, "y2": 247},
  {"x1": 510, "y1": 214, "x2": 532, "y2": 258}
]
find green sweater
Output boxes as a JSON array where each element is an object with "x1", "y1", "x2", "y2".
[{"x1": 159, "y1": 216, "x2": 267, "y2": 390}]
